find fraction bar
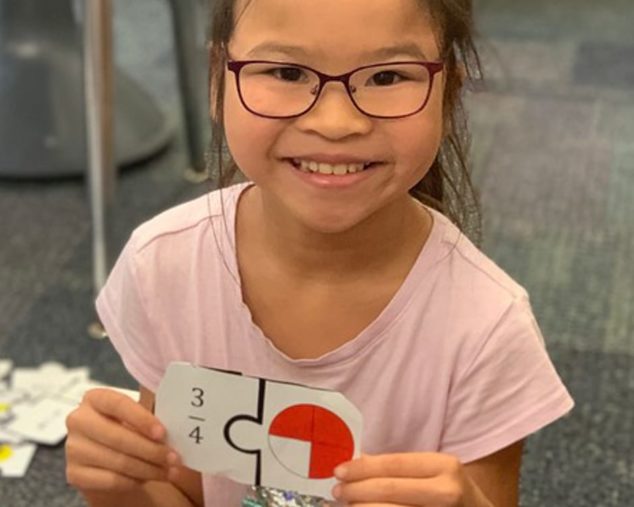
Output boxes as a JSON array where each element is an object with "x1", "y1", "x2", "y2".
[{"x1": 188, "y1": 415, "x2": 206, "y2": 422}]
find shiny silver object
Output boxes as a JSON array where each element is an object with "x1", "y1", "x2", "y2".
[{"x1": 242, "y1": 486, "x2": 329, "y2": 507}]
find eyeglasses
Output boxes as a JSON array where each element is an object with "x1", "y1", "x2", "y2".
[{"x1": 226, "y1": 59, "x2": 444, "y2": 120}]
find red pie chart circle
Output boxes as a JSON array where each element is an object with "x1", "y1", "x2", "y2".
[{"x1": 268, "y1": 404, "x2": 354, "y2": 479}]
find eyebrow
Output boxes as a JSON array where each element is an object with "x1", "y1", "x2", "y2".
[{"x1": 245, "y1": 42, "x2": 430, "y2": 61}]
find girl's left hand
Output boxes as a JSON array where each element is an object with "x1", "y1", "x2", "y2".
[{"x1": 331, "y1": 452, "x2": 483, "y2": 507}]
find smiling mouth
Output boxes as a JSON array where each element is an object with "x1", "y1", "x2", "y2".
[{"x1": 287, "y1": 158, "x2": 381, "y2": 175}]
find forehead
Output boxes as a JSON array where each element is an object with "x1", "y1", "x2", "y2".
[{"x1": 230, "y1": 0, "x2": 440, "y2": 64}]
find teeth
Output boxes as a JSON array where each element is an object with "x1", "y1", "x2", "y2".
[{"x1": 294, "y1": 159, "x2": 368, "y2": 175}]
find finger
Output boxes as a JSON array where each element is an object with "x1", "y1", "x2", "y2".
[
  {"x1": 336, "y1": 453, "x2": 458, "y2": 481},
  {"x1": 335, "y1": 477, "x2": 440, "y2": 505},
  {"x1": 66, "y1": 434, "x2": 168, "y2": 482},
  {"x1": 68, "y1": 402, "x2": 170, "y2": 466},
  {"x1": 66, "y1": 465, "x2": 141, "y2": 492},
  {"x1": 84, "y1": 388, "x2": 165, "y2": 441}
]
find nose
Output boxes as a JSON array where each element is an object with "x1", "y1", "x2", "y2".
[{"x1": 294, "y1": 81, "x2": 373, "y2": 140}]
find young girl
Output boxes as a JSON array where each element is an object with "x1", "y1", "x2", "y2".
[{"x1": 65, "y1": 0, "x2": 574, "y2": 506}]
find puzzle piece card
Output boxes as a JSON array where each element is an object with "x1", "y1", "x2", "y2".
[
  {"x1": 4, "y1": 396, "x2": 76, "y2": 445},
  {"x1": 0, "y1": 442, "x2": 37, "y2": 478},
  {"x1": 156, "y1": 362, "x2": 363, "y2": 500}
]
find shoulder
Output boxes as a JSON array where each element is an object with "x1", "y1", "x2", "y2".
[
  {"x1": 421, "y1": 209, "x2": 563, "y2": 378},
  {"x1": 416, "y1": 208, "x2": 539, "y2": 358},
  {"x1": 428, "y1": 208, "x2": 529, "y2": 304},
  {"x1": 111, "y1": 183, "x2": 248, "y2": 289},
  {"x1": 128, "y1": 183, "x2": 247, "y2": 254}
]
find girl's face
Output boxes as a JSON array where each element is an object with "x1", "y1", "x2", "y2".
[{"x1": 223, "y1": 0, "x2": 445, "y2": 234}]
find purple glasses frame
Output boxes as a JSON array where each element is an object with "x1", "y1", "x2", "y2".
[{"x1": 226, "y1": 59, "x2": 444, "y2": 120}]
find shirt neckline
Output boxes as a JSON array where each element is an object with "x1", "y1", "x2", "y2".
[{"x1": 217, "y1": 182, "x2": 451, "y2": 368}]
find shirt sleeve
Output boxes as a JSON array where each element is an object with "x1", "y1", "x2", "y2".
[
  {"x1": 440, "y1": 296, "x2": 574, "y2": 463},
  {"x1": 95, "y1": 232, "x2": 165, "y2": 392}
]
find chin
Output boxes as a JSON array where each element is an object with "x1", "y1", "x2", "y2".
[{"x1": 294, "y1": 208, "x2": 372, "y2": 235}]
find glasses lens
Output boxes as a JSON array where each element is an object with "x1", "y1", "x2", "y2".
[
  {"x1": 238, "y1": 63, "x2": 319, "y2": 117},
  {"x1": 349, "y1": 63, "x2": 431, "y2": 117}
]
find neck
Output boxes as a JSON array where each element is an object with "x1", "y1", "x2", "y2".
[{"x1": 238, "y1": 186, "x2": 432, "y2": 282}]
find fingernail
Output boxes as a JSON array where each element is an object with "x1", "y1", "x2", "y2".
[
  {"x1": 167, "y1": 452, "x2": 180, "y2": 466},
  {"x1": 331, "y1": 483, "x2": 342, "y2": 499},
  {"x1": 334, "y1": 465, "x2": 347, "y2": 479}
]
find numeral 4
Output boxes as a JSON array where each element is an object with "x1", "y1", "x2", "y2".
[{"x1": 189, "y1": 426, "x2": 203, "y2": 444}]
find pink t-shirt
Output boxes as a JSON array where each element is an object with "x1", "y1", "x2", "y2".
[{"x1": 96, "y1": 182, "x2": 574, "y2": 505}]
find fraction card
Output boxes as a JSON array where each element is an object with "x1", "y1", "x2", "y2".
[{"x1": 155, "y1": 362, "x2": 363, "y2": 500}]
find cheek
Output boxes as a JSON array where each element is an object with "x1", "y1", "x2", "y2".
[
  {"x1": 223, "y1": 85, "x2": 278, "y2": 171},
  {"x1": 400, "y1": 86, "x2": 444, "y2": 169},
  {"x1": 391, "y1": 111, "x2": 443, "y2": 173}
]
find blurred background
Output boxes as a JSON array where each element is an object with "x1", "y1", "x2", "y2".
[{"x1": 0, "y1": 0, "x2": 632, "y2": 504}]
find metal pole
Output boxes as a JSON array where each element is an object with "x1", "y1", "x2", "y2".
[
  {"x1": 84, "y1": 0, "x2": 115, "y2": 296},
  {"x1": 167, "y1": 0, "x2": 206, "y2": 175}
]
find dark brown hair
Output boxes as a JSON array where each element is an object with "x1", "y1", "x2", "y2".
[{"x1": 206, "y1": 0, "x2": 482, "y2": 244}]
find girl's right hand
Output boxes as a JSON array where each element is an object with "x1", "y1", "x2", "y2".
[{"x1": 65, "y1": 388, "x2": 175, "y2": 493}]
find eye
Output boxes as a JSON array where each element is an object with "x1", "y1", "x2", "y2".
[
  {"x1": 369, "y1": 70, "x2": 406, "y2": 86},
  {"x1": 268, "y1": 66, "x2": 307, "y2": 82}
]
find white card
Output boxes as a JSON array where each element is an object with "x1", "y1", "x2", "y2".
[
  {"x1": 0, "y1": 442, "x2": 37, "y2": 477},
  {"x1": 57, "y1": 379, "x2": 106, "y2": 405},
  {"x1": 156, "y1": 362, "x2": 363, "y2": 500},
  {"x1": 0, "y1": 400, "x2": 13, "y2": 424},
  {"x1": 0, "y1": 359, "x2": 13, "y2": 380},
  {"x1": 107, "y1": 386, "x2": 140, "y2": 402},
  {"x1": 0, "y1": 427, "x2": 23, "y2": 444},
  {"x1": 12, "y1": 362, "x2": 90, "y2": 398},
  {"x1": 0, "y1": 387, "x2": 29, "y2": 406},
  {"x1": 0, "y1": 387, "x2": 29, "y2": 424},
  {"x1": 57, "y1": 378, "x2": 140, "y2": 405},
  {"x1": 5, "y1": 396, "x2": 76, "y2": 445}
]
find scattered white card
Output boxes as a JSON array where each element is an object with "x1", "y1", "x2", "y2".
[
  {"x1": 0, "y1": 442, "x2": 37, "y2": 478},
  {"x1": 5, "y1": 396, "x2": 76, "y2": 445},
  {"x1": 12, "y1": 362, "x2": 90, "y2": 399},
  {"x1": 0, "y1": 387, "x2": 29, "y2": 425},
  {"x1": 57, "y1": 379, "x2": 106, "y2": 405},
  {"x1": 0, "y1": 427, "x2": 23, "y2": 444},
  {"x1": 0, "y1": 359, "x2": 13, "y2": 380},
  {"x1": 156, "y1": 362, "x2": 363, "y2": 500},
  {"x1": 0, "y1": 359, "x2": 142, "y2": 480},
  {"x1": 58, "y1": 380, "x2": 140, "y2": 404},
  {"x1": 0, "y1": 387, "x2": 29, "y2": 406},
  {"x1": 108, "y1": 386, "x2": 140, "y2": 402}
]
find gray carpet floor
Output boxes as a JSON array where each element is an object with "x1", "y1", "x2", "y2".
[{"x1": 0, "y1": 0, "x2": 632, "y2": 505}]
